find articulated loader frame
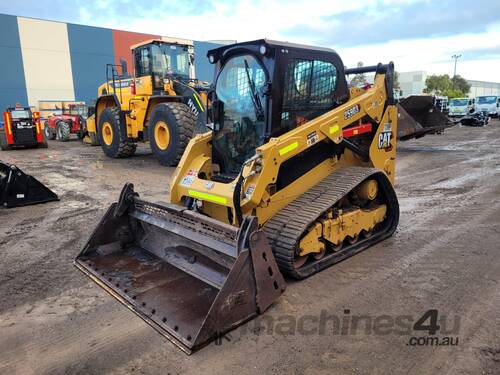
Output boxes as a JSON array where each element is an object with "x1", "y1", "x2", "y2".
[
  {"x1": 75, "y1": 183, "x2": 285, "y2": 353},
  {"x1": 0, "y1": 162, "x2": 59, "y2": 208}
]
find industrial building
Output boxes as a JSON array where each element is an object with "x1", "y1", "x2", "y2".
[
  {"x1": 398, "y1": 70, "x2": 500, "y2": 98},
  {"x1": 0, "y1": 13, "x2": 220, "y2": 112}
]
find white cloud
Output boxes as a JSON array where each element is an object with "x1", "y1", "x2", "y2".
[{"x1": 3, "y1": 0, "x2": 500, "y2": 82}]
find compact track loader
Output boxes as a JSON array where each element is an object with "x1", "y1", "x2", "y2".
[
  {"x1": 1, "y1": 107, "x2": 48, "y2": 150},
  {"x1": 85, "y1": 40, "x2": 209, "y2": 166},
  {"x1": 76, "y1": 40, "x2": 400, "y2": 353},
  {"x1": 0, "y1": 162, "x2": 58, "y2": 208}
]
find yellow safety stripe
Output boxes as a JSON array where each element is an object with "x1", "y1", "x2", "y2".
[
  {"x1": 279, "y1": 141, "x2": 299, "y2": 156},
  {"x1": 192, "y1": 94, "x2": 205, "y2": 112},
  {"x1": 188, "y1": 190, "x2": 227, "y2": 204},
  {"x1": 329, "y1": 124, "x2": 340, "y2": 134}
]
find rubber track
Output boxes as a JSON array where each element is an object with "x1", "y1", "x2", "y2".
[{"x1": 263, "y1": 167, "x2": 399, "y2": 279}]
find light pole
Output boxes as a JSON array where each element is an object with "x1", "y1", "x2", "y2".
[
  {"x1": 452, "y1": 54, "x2": 462, "y2": 77},
  {"x1": 451, "y1": 54, "x2": 462, "y2": 90}
]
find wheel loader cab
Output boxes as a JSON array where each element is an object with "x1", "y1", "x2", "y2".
[
  {"x1": 133, "y1": 41, "x2": 193, "y2": 93},
  {"x1": 209, "y1": 40, "x2": 349, "y2": 176}
]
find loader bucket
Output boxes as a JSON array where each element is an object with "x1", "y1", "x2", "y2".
[
  {"x1": 397, "y1": 95, "x2": 454, "y2": 140},
  {"x1": 0, "y1": 162, "x2": 59, "y2": 208},
  {"x1": 75, "y1": 183, "x2": 285, "y2": 354}
]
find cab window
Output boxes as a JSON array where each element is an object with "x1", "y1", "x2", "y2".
[
  {"x1": 135, "y1": 47, "x2": 151, "y2": 77},
  {"x1": 281, "y1": 59, "x2": 337, "y2": 132}
]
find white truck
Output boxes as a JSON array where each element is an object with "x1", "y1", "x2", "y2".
[
  {"x1": 475, "y1": 95, "x2": 500, "y2": 117},
  {"x1": 448, "y1": 97, "x2": 475, "y2": 117}
]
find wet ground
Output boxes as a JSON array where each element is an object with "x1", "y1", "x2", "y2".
[{"x1": 1, "y1": 120, "x2": 499, "y2": 375}]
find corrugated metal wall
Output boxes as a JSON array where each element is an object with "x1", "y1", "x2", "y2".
[
  {"x1": 0, "y1": 14, "x2": 28, "y2": 112},
  {"x1": 0, "y1": 14, "x2": 219, "y2": 111},
  {"x1": 193, "y1": 41, "x2": 222, "y2": 83}
]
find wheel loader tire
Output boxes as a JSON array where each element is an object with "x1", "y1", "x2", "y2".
[
  {"x1": 98, "y1": 107, "x2": 136, "y2": 158},
  {"x1": 56, "y1": 121, "x2": 71, "y2": 142},
  {"x1": 148, "y1": 102, "x2": 195, "y2": 166},
  {"x1": 0, "y1": 132, "x2": 12, "y2": 151},
  {"x1": 44, "y1": 121, "x2": 56, "y2": 140}
]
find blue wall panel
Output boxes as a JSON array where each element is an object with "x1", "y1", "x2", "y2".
[
  {"x1": 67, "y1": 24, "x2": 114, "y2": 105},
  {"x1": 193, "y1": 41, "x2": 221, "y2": 83},
  {"x1": 0, "y1": 14, "x2": 28, "y2": 111}
]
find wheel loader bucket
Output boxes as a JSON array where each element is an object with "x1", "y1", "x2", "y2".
[
  {"x1": 0, "y1": 162, "x2": 59, "y2": 208},
  {"x1": 397, "y1": 95, "x2": 454, "y2": 140},
  {"x1": 74, "y1": 183, "x2": 285, "y2": 354}
]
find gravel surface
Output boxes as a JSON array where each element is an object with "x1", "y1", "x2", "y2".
[{"x1": 1, "y1": 120, "x2": 499, "y2": 374}]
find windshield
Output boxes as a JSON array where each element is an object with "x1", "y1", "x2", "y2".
[
  {"x1": 449, "y1": 98, "x2": 468, "y2": 106},
  {"x1": 477, "y1": 96, "x2": 497, "y2": 104},
  {"x1": 212, "y1": 54, "x2": 267, "y2": 175},
  {"x1": 152, "y1": 44, "x2": 190, "y2": 79},
  {"x1": 11, "y1": 110, "x2": 31, "y2": 119},
  {"x1": 65, "y1": 106, "x2": 87, "y2": 117}
]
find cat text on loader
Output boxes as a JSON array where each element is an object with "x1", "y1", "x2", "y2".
[
  {"x1": 75, "y1": 40, "x2": 399, "y2": 353},
  {"x1": 85, "y1": 39, "x2": 209, "y2": 165}
]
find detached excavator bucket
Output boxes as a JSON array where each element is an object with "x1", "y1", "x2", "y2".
[
  {"x1": 397, "y1": 95, "x2": 454, "y2": 140},
  {"x1": 75, "y1": 183, "x2": 285, "y2": 354},
  {"x1": 0, "y1": 162, "x2": 59, "y2": 208}
]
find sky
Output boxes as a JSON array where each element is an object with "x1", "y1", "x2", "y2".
[{"x1": 1, "y1": 0, "x2": 500, "y2": 82}]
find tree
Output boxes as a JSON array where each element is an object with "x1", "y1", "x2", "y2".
[
  {"x1": 349, "y1": 61, "x2": 366, "y2": 86},
  {"x1": 424, "y1": 74, "x2": 451, "y2": 95},
  {"x1": 451, "y1": 75, "x2": 471, "y2": 94},
  {"x1": 424, "y1": 74, "x2": 470, "y2": 97},
  {"x1": 442, "y1": 89, "x2": 465, "y2": 99},
  {"x1": 393, "y1": 71, "x2": 400, "y2": 90}
]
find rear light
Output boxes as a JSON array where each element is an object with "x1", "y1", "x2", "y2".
[
  {"x1": 33, "y1": 111, "x2": 41, "y2": 134},
  {"x1": 130, "y1": 79, "x2": 136, "y2": 95},
  {"x1": 3, "y1": 112, "x2": 14, "y2": 144}
]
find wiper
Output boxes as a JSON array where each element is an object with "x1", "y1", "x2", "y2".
[{"x1": 243, "y1": 59, "x2": 264, "y2": 121}]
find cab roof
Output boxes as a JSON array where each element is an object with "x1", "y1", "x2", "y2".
[
  {"x1": 207, "y1": 38, "x2": 338, "y2": 57},
  {"x1": 129, "y1": 38, "x2": 193, "y2": 51}
]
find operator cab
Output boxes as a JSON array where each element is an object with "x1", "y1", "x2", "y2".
[
  {"x1": 207, "y1": 39, "x2": 349, "y2": 177},
  {"x1": 133, "y1": 40, "x2": 194, "y2": 92}
]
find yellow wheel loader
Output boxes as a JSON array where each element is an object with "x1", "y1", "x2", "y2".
[
  {"x1": 84, "y1": 39, "x2": 209, "y2": 166},
  {"x1": 76, "y1": 40, "x2": 400, "y2": 353}
]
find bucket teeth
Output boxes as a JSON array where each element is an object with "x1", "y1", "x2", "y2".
[
  {"x1": 75, "y1": 183, "x2": 285, "y2": 354},
  {"x1": 0, "y1": 162, "x2": 59, "y2": 208}
]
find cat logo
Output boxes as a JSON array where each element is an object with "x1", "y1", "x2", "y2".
[
  {"x1": 187, "y1": 98, "x2": 199, "y2": 117},
  {"x1": 378, "y1": 131, "x2": 392, "y2": 149}
]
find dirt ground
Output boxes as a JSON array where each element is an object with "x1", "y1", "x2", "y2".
[{"x1": 1, "y1": 120, "x2": 500, "y2": 375}]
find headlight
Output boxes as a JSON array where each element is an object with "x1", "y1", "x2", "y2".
[
  {"x1": 259, "y1": 45, "x2": 267, "y2": 55},
  {"x1": 208, "y1": 54, "x2": 215, "y2": 64}
]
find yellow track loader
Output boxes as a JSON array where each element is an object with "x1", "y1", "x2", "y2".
[
  {"x1": 76, "y1": 40, "x2": 400, "y2": 353},
  {"x1": 84, "y1": 39, "x2": 209, "y2": 166}
]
